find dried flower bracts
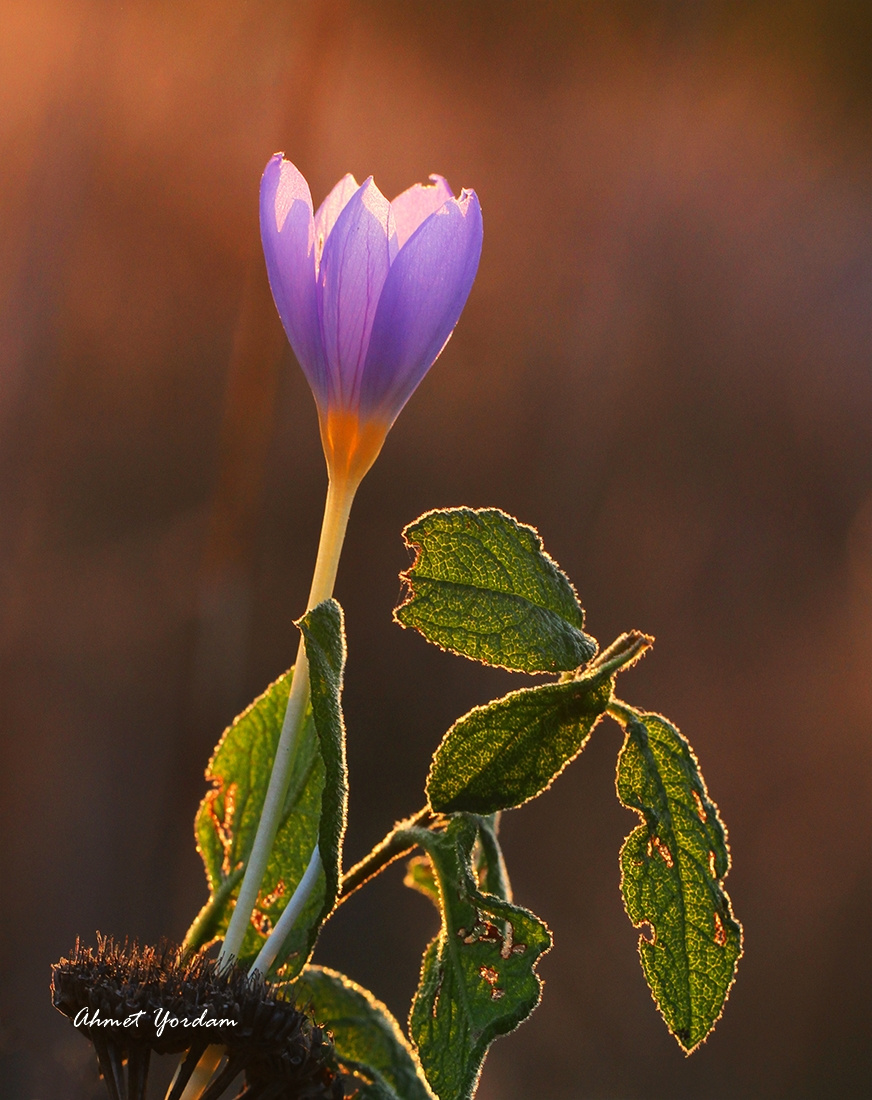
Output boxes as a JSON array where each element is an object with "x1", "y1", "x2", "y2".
[{"x1": 51, "y1": 938, "x2": 343, "y2": 1100}]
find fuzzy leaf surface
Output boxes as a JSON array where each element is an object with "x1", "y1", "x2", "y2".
[
  {"x1": 395, "y1": 507, "x2": 596, "y2": 673},
  {"x1": 298, "y1": 599, "x2": 349, "y2": 932},
  {"x1": 187, "y1": 600, "x2": 347, "y2": 976},
  {"x1": 613, "y1": 707, "x2": 742, "y2": 1052},
  {"x1": 410, "y1": 816, "x2": 550, "y2": 1100},
  {"x1": 427, "y1": 671, "x2": 612, "y2": 815},
  {"x1": 296, "y1": 966, "x2": 434, "y2": 1100}
]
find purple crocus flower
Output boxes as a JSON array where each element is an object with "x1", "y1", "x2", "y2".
[{"x1": 260, "y1": 154, "x2": 483, "y2": 487}]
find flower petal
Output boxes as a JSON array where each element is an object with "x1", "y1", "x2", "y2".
[
  {"x1": 360, "y1": 189, "x2": 483, "y2": 424},
  {"x1": 317, "y1": 177, "x2": 396, "y2": 409},
  {"x1": 313, "y1": 173, "x2": 359, "y2": 274},
  {"x1": 259, "y1": 154, "x2": 328, "y2": 407},
  {"x1": 391, "y1": 175, "x2": 454, "y2": 249}
]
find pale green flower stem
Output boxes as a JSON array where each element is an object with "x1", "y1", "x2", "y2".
[
  {"x1": 173, "y1": 475, "x2": 359, "y2": 1100},
  {"x1": 174, "y1": 1046, "x2": 225, "y2": 1100},
  {"x1": 217, "y1": 472, "x2": 358, "y2": 969},
  {"x1": 250, "y1": 843, "x2": 323, "y2": 977}
]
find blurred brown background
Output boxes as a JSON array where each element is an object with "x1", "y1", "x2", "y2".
[{"x1": 2, "y1": 1, "x2": 871, "y2": 1096}]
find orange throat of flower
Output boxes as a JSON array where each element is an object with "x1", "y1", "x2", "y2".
[{"x1": 319, "y1": 408, "x2": 389, "y2": 490}]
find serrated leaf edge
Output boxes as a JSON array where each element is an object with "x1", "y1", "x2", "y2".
[
  {"x1": 394, "y1": 506, "x2": 595, "y2": 674},
  {"x1": 426, "y1": 672, "x2": 613, "y2": 814},
  {"x1": 410, "y1": 819, "x2": 552, "y2": 1099},
  {"x1": 610, "y1": 703, "x2": 743, "y2": 1054}
]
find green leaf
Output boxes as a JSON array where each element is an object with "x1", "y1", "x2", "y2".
[
  {"x1": 409, "y1": 816, "x2": 551, "y2": 1100},
  {"x1": 395, "y1": 507, "x2": 597, "y2": 673},
  {"x1": 427, "y1": 672, "x2": 613, "y2": 815},
  {"x1": 611, "y1": 705, "x2": 742, "y2": 1053},
  {"x1": 298, "y1": 599, "x2": 349, "y2": 932},
  {"x1": 185, "y1": 599, "x2": 348, "y2": 978},
  {"x1": 295, "y1": 965, "x2": 435, "y2": 1100}
]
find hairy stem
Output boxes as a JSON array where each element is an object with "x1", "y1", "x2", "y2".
[
  {"x1": 183, "y1": 868, "x2": 245, "y2": 957},
  {"x1": 588, "y1": 630, "x2": 654, "y2": 679},
  {"x1": 337, "y1": 808, "x2": 436, "y2": 905},
  {"x1": 606, "y1": 698, "x2": 640, "y2": 724}
]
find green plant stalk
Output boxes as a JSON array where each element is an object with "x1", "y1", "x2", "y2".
[
  {"x1": 250, "y1": 844, "x2": 324, "y2": 977},
  {"x1": 337, "y1": 808, "x2": 435, "y2": 905},
  {"x1": 175, "y1": 1045, "x2": 225, "y2": 1100},
  {"x1": 606, "y1": 698, "x2": 638, "y2": 723},
  {"x1": 586, "y1": 630, "x2": 653, "y2": 679},
  {"x1": 218, "y1": 472, "x2": 358, "y2": 968}
]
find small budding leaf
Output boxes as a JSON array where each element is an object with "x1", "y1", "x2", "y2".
[
  {"x1": 427, "y1": 671, "x2": 613, "y2": 815},
  {"x1": 612, "y1": 706, "x2": 742, "y2": 1052},
  {"x1": 294, "y1": 966, "x2": 435, "y2": 1100},
  {"x1": 186, "y1": 600, "x2": 348, "y2": 977},
  {"x1": 409, "y1": 816, "x2": 551, "y2": 1100},
  {"x1": 395, "y1": 507, "x2": 597, "y2": 673},
  {"x1": 404, "y1": 855, "x2": 440, "y2": 907}
]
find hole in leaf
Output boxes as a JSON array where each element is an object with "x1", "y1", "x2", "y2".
[
  {"x1": 713, "y1": 912, "x2": 728, "y2": 948},
  {"x1": 260, "y1": 881, "x2": 286, "y2": 909},
  {"x1": 250, "y1": 910, "x2": 273, "y2": 936},
  {"x1": 458, "y1": 918, "x2": 505, "y2": 948},
  {"x1": 205, "y1": 780, "x2": 239, "y2": 877},
  {"x1": 500, "y1": 921, "x2": 514, "y2": 960},
  {"x1": 479, "y1": 966, "x2": 504, "y2": 999},
  {"x1": 249, "y1": 881, "x2": 286, "y2": 938},
  {"x1": 431, "y1": 964, "x2": 445, "y2": 1018},
  {"x1": 650, "y1": 836, "x2": 674, "y2": 867},
  {"x1": 693, "y1": 790, "x2": 708, "y2": 823},
  {"x1": 477, "y1": 921, "x2": 501, "y2": 944}
]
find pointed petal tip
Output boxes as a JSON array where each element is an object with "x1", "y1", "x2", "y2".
[
  {"x1": 261, "y1": 151, "x2": 290, "y2": 184},
  {"x1": 353, "y1": 175, "x2": 392, "y2": 223},
  {"x1": 359, "y1": 174, "x2": 386, "y2": 200},
  {"x1": 314, "y1": 172, "x2": 363, "y2": 271},
  {"x1": 261, "y1": 155, "x2": 313, "y2": 234}
]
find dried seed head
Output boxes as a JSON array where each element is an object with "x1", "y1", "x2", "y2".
[{"x1": 51, "y1": 937, "x2": 344, "y2": 1100}]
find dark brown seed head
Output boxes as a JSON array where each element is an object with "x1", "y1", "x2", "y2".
[{"x1": 51, "y1": 937, "x2": 345, "y2": 1099}]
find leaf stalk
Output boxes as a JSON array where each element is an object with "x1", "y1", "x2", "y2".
[
  {"x1": 337, "y1": 808, "x2": 437, "y2": 905},
  {"x1": 587, "y1": 630, "x2": 653, "y2": 679}
]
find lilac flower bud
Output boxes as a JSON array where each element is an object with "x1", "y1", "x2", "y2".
[{"x1": 260, "y1": 154, "x2": 483, "y2": 485}]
